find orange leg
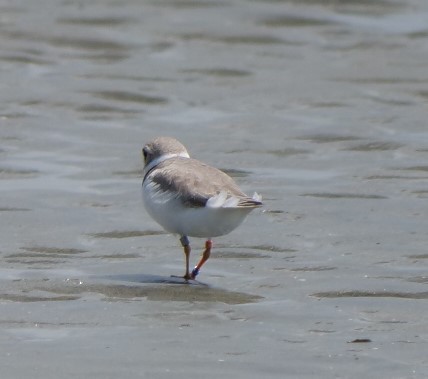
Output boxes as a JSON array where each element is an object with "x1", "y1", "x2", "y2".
[
  {"x1": 180, "y1": 236, "x2": 192, "y2": 280},
  {"x1": 191, "y1": 240, "x2": 213, "y2": 279},
  {"x1": 183, "y1": 245, "x2": 192, "y2": 280}
]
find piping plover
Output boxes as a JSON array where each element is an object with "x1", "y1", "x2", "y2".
[{"x1": 142, "y1": 136, "x2": 262, "y2": 280}]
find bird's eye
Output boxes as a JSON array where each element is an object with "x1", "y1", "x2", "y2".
[{"x1": 142, "y1": 148, "x2": 148, "y2": 160}]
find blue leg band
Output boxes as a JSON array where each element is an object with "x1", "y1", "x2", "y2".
[{"x1": 191, "y1": 267, "x2": 200, "y2": 278}]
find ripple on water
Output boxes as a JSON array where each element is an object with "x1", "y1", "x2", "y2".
[
  {"x1": 344, "y1": 142, "x2": 404, "y2": 151},
  {"x1": 253, "y1": 0, "x2": 404, "y2": 16},
  {"x1": 77, "y1": 104, "x2": 140, "y2": 116},
  {"x1": 88, "y1": 90, "x2": 168, "y2": 105},
  {"x1": 212, "y1": 251, "x2": 271, "y2": 259},
  {"x1": 267, "y1": 148, "x2": 310, "y2": 157},
  {"x1": 407, "y1": 254, "x2": 428, "y2": 260},
  {"x1": 56, "y1": 16, "x2": 138, "y2": 26},
  {"x1": 312, "y1": 290, "x2": 428, "y2": 299},
  {"x1": 88, "y1": 230, "x2": 165, "y2": 239},
  {"x1": 298, "y1": 134, "x2": 362, "y2": 143},
  {"x1": 112, "y1": 169, "x2": 142, "y2": 178},
  {"x1": 401, "y1": 166, "x2": 428, "y2": 172},
  {"x1": 0, "y1": 207, "x2": 31, "y2": 212},
  {"x1": 0, "y1": 167, "x2": 39, "y2": 179},
  {"x1": 179, "y1": 33, "x2": 286, "y2": 45},
  {"x1": 246, "y1": 245, "x2": 297, "y2": 253},
  {"x1": 48, "y1": 35, "x2": 129, "y2": 52},
  {"x1": 411, "y1": 190, "x2": 428, "y2": 198},
  {"x1": 301, "y1": 193, "x2": 388, "y2": 199},
  {"x1": 4, "y1": 247, "x2": 88, "y2": 266},
  {"x1": 366, "y1": 175, "x2": 427, "y2": 180},
  {"x1": 291, "y1": 266, "x2": 337, "y2": 272},
  {"x1": 149, "y1": 0, "x2": 225, "y2": 8},
  {"x1": 181, "y1": 68, "x2": 252, "y2": 77},
  {"x1": 259, "y1": 14, "x2": 338, "y2": 28},
  {"x1": 1, "y1": 29, "x2": 132, "y2": 61},
  {"x1": 0, "y1": 294, "x2": 79, "y2": 302},
  {"x1": 407, "y1": 276, "x2": 428, "y2": 284},
  {"x1": 0, "y1": 54, "x2": 53, "y2": 65},
  {"x1": 20, "y1": 247, "x2": 87, "y2": 255}
]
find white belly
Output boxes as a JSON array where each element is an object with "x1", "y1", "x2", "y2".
[{"x1": 142, "y1": 183, "x2": 253, "y2": 238}]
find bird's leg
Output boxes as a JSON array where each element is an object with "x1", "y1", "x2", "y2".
[
  {"x1": 180, "y1": 236, "x2": 192, "y2": 281},
  {"x1": 191, "y1": 240, "x2": 212, "y2": 279}
]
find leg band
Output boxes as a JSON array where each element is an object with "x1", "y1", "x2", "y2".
[
  {"x1": 180, "y1": 235, "x2": 190, "y2": 247},
  {"x1": 191, "y1": 267, "x2": 200, "y2": 278}
]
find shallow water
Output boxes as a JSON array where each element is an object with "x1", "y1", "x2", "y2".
[{"x1": 1, "y1": 0, "x2": 428, "y2": 378}]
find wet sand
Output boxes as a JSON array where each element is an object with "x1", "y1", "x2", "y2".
[{"x1": 1, "y1": 0, "x2": 428, "y2": 377}]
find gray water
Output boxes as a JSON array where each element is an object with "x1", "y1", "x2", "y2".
[{"x1": 1, "y1": 0, "x2": 428, "y2": 378}]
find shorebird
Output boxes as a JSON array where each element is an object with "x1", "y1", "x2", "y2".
[{"x1": 141, "y1": 136, "x2": 262, "y2": 280}]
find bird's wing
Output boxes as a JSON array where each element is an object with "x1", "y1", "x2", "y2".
[{"x1": 147, "y1": 158, "x2": 261, "y2": 209}]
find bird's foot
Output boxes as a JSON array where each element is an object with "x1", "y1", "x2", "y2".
[
  {"x1": 181, "y1": 268, "x2": 199, "y2": 281},
  {"x1": 170, "y1": 274, "x2": 192, "y2": 282}
]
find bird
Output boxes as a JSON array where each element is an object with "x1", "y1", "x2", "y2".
[{"x1": 141, "y1": 136, "x2": 262, "y2": 281}]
